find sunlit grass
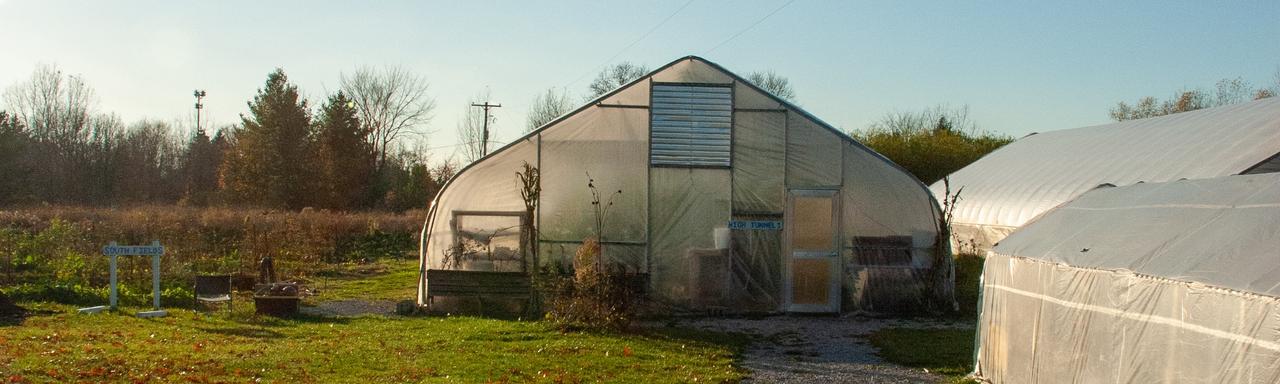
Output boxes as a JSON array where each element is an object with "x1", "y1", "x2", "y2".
[
  {"x1": 869, "y1": 327, "x2": 977, "y2": 384},
  {"x1": 310, "y1": 259, "x2": 419, "y2": 303},
  {"x1": 0, "y1": 302, "x2": 746, "y2": 383}
]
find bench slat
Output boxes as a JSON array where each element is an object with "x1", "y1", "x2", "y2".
[{"x1": 426, "y1": 269, "x2": 532, "y2": 299}]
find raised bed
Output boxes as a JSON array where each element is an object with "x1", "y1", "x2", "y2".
[{"x1": 253, "y1": 296, "x2": 300, "y2": 317}]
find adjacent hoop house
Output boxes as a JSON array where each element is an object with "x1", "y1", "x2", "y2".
[
  {"x1": 975, "y1": 174, "x2": 1280, "y2": 383},
  {"x1": 932, "y1": 98, "x2": 1280, "y2": 254}
]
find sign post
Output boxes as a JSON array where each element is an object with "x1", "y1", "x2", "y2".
[{"x1": 79, "y1": 241, "x2": 167, "y2": 317}]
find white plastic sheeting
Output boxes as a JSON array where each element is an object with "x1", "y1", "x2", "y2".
[
  {"x1": 933, "y1": 97, "x2": 1280, "y2": 253},
  {"x1": 732, "y1": 111, "x2": 786, "y2": 213},
  {"x1": 418, "y1": 137, "x2": 536, "y2": 302},
  {"x1": 842, "y1": 144, "x2": 948, "y2": 311},
  {"x1": 420, "y1": 56, "x2": 947, "y2": 312},
  {"x1": 975, "y1": 174, "x2": 1280, "y2": 383},
  {"x1": 539, "y1": 107, "x2": 649, "y2": 244},
  {"x1": 649, "y1": 167, "x2": 731, "y2": 302}
]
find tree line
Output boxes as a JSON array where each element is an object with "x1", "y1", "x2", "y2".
[
  {"x1": 1110, "y1": 71, "x2": 1279, "y2": 121},
  {"x1": 0, "y1": 64, "x2": 454, "y2": 212},
  {"x1": 0, "y1": 59, "x2": 1018, "y2": 209}
]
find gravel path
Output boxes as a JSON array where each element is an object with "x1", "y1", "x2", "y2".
[
  {"x1": 675, "y1": 316, "x2": 967, "y2": 383},
  {"x1": 300, "y1": 299, "x2": 397, "y2": 317}
]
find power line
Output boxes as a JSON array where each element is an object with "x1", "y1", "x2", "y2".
[
  {"x1": 705, "y1": 0, "x2": 796, "y2": 54},
  {"x1": 565, "y1": 0, "x2": 698, "y2": 89}
]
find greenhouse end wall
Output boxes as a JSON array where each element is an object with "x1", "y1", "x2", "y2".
[{"x1": 420, "y1": 56, "x2": 949, "y2": 313}]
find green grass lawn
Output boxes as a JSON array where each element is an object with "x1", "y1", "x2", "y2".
[
  {"x1": 309, "y1": 258, "x2": 420, "y2": 302},
  {"x1": 0, "y1": 302, "x2": 746, "y2": 383},
  {"x1": 869, "y1": 327, "x2": 977, "y2": 384},
  {"x1": 866, "y1": 253, "x2": 984, "y2": 384},
  {"x1": 1, "y1": 258, "x2": 745, "y2": 382}
]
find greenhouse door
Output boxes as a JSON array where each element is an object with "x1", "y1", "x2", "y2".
[{"x1": 783, "y1": 189, "x2": 841, "y2": 313}]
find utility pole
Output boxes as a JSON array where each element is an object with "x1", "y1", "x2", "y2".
[
  {"x1": 470, "y1": 101, "x2": 501, "y2": 156},
  {"x1": 193, "y1": 89, "x2": 207, "y2": 135}
]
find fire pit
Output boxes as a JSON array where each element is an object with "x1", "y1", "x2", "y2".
[{"x1": 253, "y1": 282, "x2": 308, "y2": 317}]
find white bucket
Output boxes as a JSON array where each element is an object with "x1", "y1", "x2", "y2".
[{"x1": 713, "y1": 227, "x2": 731, "y2": 249}]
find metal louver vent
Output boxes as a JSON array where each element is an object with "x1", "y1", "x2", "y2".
[{"x1": 650, "y1": 84, "x2": 732, "y2": 167}]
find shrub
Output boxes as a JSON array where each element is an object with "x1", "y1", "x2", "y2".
[
  {"x1": 331, "y1": 229, "x2": 415, "y2": 263},
  {"x1": 1, "y1": 282, "x2": 195, "y2": 308},
  {"x1": 0, "y1": 206, "x2": 423, "y2": 300},
  {"x1": 852, "y1": 105, "x2": 1013, "y2": 184},
  {"x1": 953, "y1": 253, "x2": 984, "y2": 318},
  {"x1": 541, "y1": 238, "x2": 642, "y2": 331}
]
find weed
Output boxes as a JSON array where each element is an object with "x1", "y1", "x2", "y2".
[{"x1": 540, "y1": 177, "x2": 641, "y2": 332}]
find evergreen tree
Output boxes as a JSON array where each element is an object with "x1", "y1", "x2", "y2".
[
  {"x1": 181, "y1": 126, "x2": 222, "y2": 205},
  {"x1": 313, "y1": 91, "x2": 376, "y2": 210},
  {"x1": 221, "y1": 69, "x2": 314, "y2": 209},
  {"x1": 0, "y1": 111, "x2": 32, "y2": 205}
]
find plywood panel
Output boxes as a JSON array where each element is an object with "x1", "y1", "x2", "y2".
[
  {"x1": 792, "y1": 258, "x2": 830, "y2": 305},
  {"x1": 793, "y1": 196, "x2": 833, "y2": 250}
]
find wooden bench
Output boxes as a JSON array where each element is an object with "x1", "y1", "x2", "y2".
[{"x1": 425, "y1": 269, "x2": 532, "y2": 314}]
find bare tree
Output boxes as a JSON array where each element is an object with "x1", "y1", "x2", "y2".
[
  {"x1": 339, "y1": 65, "x2": 436, "y2": 171},
  {"x1": 1110, "y1": 70, "x2": 1280, "y2": 121},
  {"x1": 1213, "y1": 77, "x2": 1252, "y2": 106},
  {"x1": 1260, "y1": 67, "x2": 1280, "y2": 100},
  {"x1": 586, "y1": 62, "x2": 648, "y2": 99},
  {"x1": 746, "y1": 70, "x2": 797, "y2": 102},
  {"x1": 456, "y1": 90, "x2": 494, "y2": 163},
  {"x1": 866, "y1": 104, "x2": 978, "y2": 135},
  {"x1": 1163, "y1": 89, "x2": 1211, "y2": 114},
  {"x1": 526, "y1": 87, "x2": 573, "y2": 133},
  {"x1": 2, "y1": 63, "x2": 96, "y2": 149},
  {"x1": 2, "y1": 64, "x2": 102, "y2": 203},
  {"x1": 1111, "y1": 90, "x2": 1211, "y2": 121}
]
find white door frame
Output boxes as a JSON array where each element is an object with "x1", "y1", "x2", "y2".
[{"x1": 782, "y1": 189, "x2": 842, "y2": 313}]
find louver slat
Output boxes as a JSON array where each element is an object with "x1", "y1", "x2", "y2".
[{"x1": 650, "y1": 84, "x2": 733, "y2": 167}]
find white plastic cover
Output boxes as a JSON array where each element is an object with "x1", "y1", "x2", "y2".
[
  {"x1": 732, "y1": 111, "x2": 786, "y2": 213},
  {"x1": 538, "y1": 107, "x2": 649, "y2": 244},
  {"x1": 649, "y1": 167, "x2": 731, "y2": 302},
  {"x1": 975, "y1": 174, "x2": 1280, "y2": 383},
  {"x1": 933, "y1": 97, "x2": 1280, "y2": 253},
  {"x1": 786, "y1": 116, "x2": 843, "y2": 188},
  {"x1": 423, "y1": 138, "x2": 537, "y2": 272}
]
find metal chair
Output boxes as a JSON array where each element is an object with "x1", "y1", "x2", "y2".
[{"x1": 194, "y1": 275, "x2": 233, "y2": 313}]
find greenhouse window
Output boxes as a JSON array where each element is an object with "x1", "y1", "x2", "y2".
[
  {"x1": 649, "y1": 83, "x2": 732, "y2": 167},
  {"x1": 449, "y1": 211, "x2": 528, "y2": 272}
]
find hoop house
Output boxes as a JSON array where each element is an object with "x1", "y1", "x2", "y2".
[{"x1": 419, "y1": 56, "x2": 948, "y2": 313}]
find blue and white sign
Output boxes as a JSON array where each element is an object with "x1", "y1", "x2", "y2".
[
  {"x1": 728, "y1": 220, "x2": 783, "y2": 230},
  {"x1": 89, "y1": 241, "x2": 167, "y2": 317},
  {"x1": 102, "y1": 242, "x2": 165, "y2": 256}
]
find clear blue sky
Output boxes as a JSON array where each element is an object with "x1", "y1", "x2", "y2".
[{"x1": 2, "y1": 0, "x2": 1278, "y2": 161}]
